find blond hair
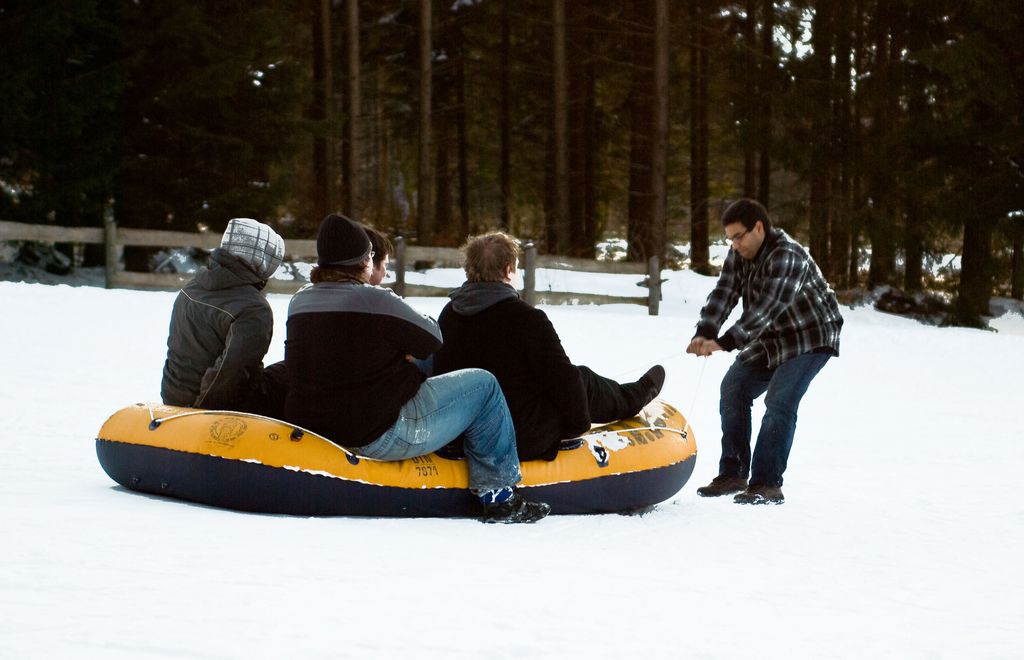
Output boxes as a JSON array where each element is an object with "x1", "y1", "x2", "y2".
[{"x1": 462, "y1": 232, "x2": 521, "y2": 283}]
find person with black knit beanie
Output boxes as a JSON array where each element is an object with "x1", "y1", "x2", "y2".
[{"x1": 284, "y1": 214, "x2": 550, "y2": 523}]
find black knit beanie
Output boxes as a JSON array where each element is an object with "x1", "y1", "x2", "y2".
[{"x1": 316, "y1": 213, "x2": 372, "y2": 267}]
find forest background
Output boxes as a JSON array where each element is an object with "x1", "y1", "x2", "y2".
[{"x1": 1, "y1": 0, "x2": 1022, "y2": 324}]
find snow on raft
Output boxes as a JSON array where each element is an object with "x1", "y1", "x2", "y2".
[{"x1": 95, "y1": 399, "x2": 697, "y2": 517}]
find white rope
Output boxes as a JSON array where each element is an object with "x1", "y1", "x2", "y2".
[
  {"x1": 579, "y1": 423, "x2": 688, "y2": 440},
  {"x1": 140, "y1": 406, "x2": 689, "y2": 459},
  {"x1": 689, "y1": 358, "x2": 708, "y2": 416},
  {"x1": 142, "y1": 403, "x2": 360, "y2": 457},
  {"x1": 610, "y1": 349, "x2": 686, "y2": 381}
]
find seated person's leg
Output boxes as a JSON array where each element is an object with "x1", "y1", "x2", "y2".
[
  {"x1": 356, "y1": 368, "x2": 519, "y2": 490},
  {"x1": 578, "y1": 364, "x2": 665, "y2": 423}
]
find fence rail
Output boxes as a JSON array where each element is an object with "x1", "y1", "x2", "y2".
[{"x1": 0, "y1": 219, "x2": 662, "y2": 314}]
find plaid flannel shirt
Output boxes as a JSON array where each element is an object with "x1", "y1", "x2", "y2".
[{"x1": 695, "y1": 229, "x2": 843, "y2": 369}]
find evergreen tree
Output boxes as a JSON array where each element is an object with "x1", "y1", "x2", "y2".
[
  {"x1": 0, "y1": 0, "x2": 124, "y2": 229},
  {"x1": 115, "y1": 1, "x2": 306, "y2": 233}
]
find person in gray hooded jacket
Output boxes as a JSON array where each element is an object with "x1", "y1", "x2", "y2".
[{"x1": 161, "y1": 218, "x2": 288, "y2": 416}]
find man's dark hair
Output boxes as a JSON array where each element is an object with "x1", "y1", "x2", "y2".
[
  {"x1": 364, "y1": 226, "x2": 393, "y2": 267},
  {"x1": 310, "y1": 263, "x2": 368, "y2": 284},
  {"x1": 721, "y1": 198, "x2": 772, "y2": 232}
]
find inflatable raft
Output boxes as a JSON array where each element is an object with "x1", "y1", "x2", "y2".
[{"x1": 95, "y1": 399, "x2": 697, "y2": 517}]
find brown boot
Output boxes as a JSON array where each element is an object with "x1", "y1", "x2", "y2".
[
  {"x1": 733, "y1": 484, "x2": 784, "y2": 505},
  {"x1": 696, "y1": 475, "x2": 748, "y2": 497}
]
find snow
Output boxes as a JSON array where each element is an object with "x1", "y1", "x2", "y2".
[{"x1": 1, "y1": 267, "x2": 1022, "y2": 659}]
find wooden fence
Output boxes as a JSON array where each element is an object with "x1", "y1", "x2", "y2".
[{"x1": 0, "y1": 219, "x2": 663, "y2": 314}]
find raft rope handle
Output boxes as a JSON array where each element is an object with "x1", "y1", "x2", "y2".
[
  {"x1": 608, "y1": 348, "x2": 708, "y2": 417},
  {"x1": 142, "y1": 404, "x2": 690, "y2": 458},
  {"x1": 610, "y1": 349, "x2": 686, "y2": 381},
  {"x1": 578, "y1": 423, "x2": 689, "y2": 440},
  {"x1": 143, "y1": 403, "x2": 364, "y2": 459},
  {"x1": 689, "y1": 358, "x2": 708, "y2": 416}
]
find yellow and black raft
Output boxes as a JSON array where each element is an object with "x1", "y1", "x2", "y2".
[{"x1": 95, "y1": 400, "x2": 697, "y2": 517}]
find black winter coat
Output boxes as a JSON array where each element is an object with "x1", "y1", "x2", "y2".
[
  {"x1": 433, "y1": 282, "x2": 590, "y2": 460},
  {"x1": 284, "y1": 281, "x2": 442, "y2": 447},
  {"x1": 161, "y1": 249, "x2": 274, "y2": 410}
]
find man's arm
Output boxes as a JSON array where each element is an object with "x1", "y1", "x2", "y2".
[
  {"x1": 524, "y1": 309, "x2": 590, "y2": 437},
  {"x1": 374, "y1": 288, "x2": 443, "y2": 359},
  {"x1": 693, "y1": 250, "x2": 743, "y2": 341},
  {"x1": 195, "y1": 305, "x2": 272, "y2": 409},
  {"x1": 717, "y1": 247, "x2": 808, "y2": 351}
]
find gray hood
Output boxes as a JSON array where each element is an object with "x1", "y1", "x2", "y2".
[
  {"x1": 448, "y1": 281, "x2": 519, "y2": 315},
  {"x1": 196, "y1": 249, "x2": 267, "y2": 290}
]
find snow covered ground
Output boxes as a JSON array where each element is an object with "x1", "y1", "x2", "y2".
[{"x1": 1, "y1": 266, "x2": 1022, "y2": 659}]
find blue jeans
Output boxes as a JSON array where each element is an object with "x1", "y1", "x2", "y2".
[
  {"x1": 356, "y1": 368, "x2": 522, "y2": 492},
  {"x1": 718, "y1": 352, "x2": 831, "y2": 487}
]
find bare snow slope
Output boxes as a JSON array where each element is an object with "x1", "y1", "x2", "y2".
[{"x1": 0, "y1": 275, "x2": 1021, "y2": 659}]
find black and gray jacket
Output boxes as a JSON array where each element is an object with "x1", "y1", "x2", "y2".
[
  {"x1": 284, "y1": 282, "x2": 442, "y2": 447},
  {"x1": 695, "y1": 228, "x2": 843, "y2": 368},
  {"x1": 433, "y1": 282, "x2": 590, "y2": 460},
  {"x1": 161, "y1": 249, "x2": 274, "y2": 410}
]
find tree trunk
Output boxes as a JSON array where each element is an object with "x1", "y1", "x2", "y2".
[
  {"x1": 867, "y1": 2, "x2": 894, "y2": 288},
  {"x1": 958, "y1": 217, "x2": 995, "y2": 319},
  {"x1": 499, "y1": 0, "x2": 511, "y2": 232},
  {"x1": 903, "y1": 88, "x2": 928, "y2": 293},
  {"x1": 1012, "y1": 219, "x2": 1024, "y2": 300},
  {"x1": 689, "y1": 0, "x2": 710, "y2": 273},
  {"x1": 343, "y1": 0, "x2": 360, "y2": 218},
  {"x1": 903, "y1": 203, "x2": 924, "y2": 293},
  {"x1": 453, "y1": 10, "x2": 470, "y2": 240},
  {"x1": 848, "y1": 0, "x2": 866, "y2": 285},
  {"x1": 568, "y1": 7, "x2": 598, "y2": 258},
  {"x1": 742, "y1": 0, "x2": 757, "y2": 197},
  {"x1": 807, "y1": 0, "x2": 833, "y2": 276},
  {"x1": 374, "y1": 66, "x2": 392, "y2": 229},
  {"x1": 311, "y1": 0, "x2": 333, "y2": 221},
  {"x1": 435, "y1": 119, "x2": 451, "y2": 239},
  {"x1": 830, "y1": 0, "x2": 853, "y2": 287},
  {"x1": 417, "y1": 0, "x2": 434, "y2": 244},
  {"x1": 627, "y1": 0, "x2": 653, "y2": 261},
  {"x1": 651, "y1": 0, "x2": 669, "y2": 262},
  {"x1": 551, "y1": 0, "x2": 570, "y2": 254},
  {"x1": 757, "y1": 0, "x2": 774, "y2": 207}
]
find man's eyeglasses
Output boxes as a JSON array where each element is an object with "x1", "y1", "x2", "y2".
[{"x1": 726, "y1": 229, "x2": 749, "y2": 245}]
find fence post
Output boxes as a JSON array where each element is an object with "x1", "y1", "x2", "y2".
[
  {"x1": 103, "y1": 205, "x2": 119, "y2": 289},
  {"x1": 394, "y1": 236, "x2": 406, "y2": 297},
  {"x1": 523, "y1": 241, "x2": 537, "y2": 306},
  {"x1": 647, "y1": 255, "x2": 660, "y2": 316}
]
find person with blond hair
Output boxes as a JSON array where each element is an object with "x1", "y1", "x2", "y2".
[{"x1": 433, "y1": 231, "x2": 665, "y2": 461}]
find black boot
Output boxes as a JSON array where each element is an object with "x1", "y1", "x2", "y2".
[
  {"x1": 482, "y1": 493, "x2": 551, "y2": 524},
  {"x1": 623, "y1": 364, "x2": 665, "y2": 413},
  {"x1": 636, "y1": 365, "x2": 665, "y2": 406}
]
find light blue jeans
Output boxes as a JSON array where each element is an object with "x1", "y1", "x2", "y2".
[{"x1": 356, "y1": 368, "x2": 522, "y2": 492}]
